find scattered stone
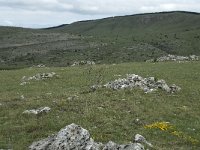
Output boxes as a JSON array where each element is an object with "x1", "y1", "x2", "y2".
[
  {"x1": 0, "y1": 103, "x2": 2, "y2": 106},
  {"x1": 189, "y1": 55, "x2": 199, "y2": 61},
  {"x1": 103, "y1": 142, "x2": 144, "y2": 150},
  {"x1": 20, "y1": 72, "x2": 57, "y2": 85},
  {"x1": 46, "y1": 93, "x2": 52, "y2": 95},
  {"x1": 20, "y1": 81, "x2": 30, "y2": 86},
  {"x1": 23, "y1": 107, "x2": 51, "y2": 115},
  {"x1": 97, "y1": 106, "x2": 104, "y2": 110},
  {"x1": 20, "y1": 95, "x2": 25, "y2": 100},
  {"x1": 36, "y1": 64, "x2": 46, "y2": 68},
  {"x1": 147, "y1": 54, "x2": 199, "y2": 62},
  {"x1": 71, "y1": 60, "x2": 95, "y2": 66},
  {"x1": 67, "y1": 95, "x2": 79, "y2": 100},
  {"x1": 90, "y1": 84, "x2": 103, "y2": 91},
  {"x1": 29, "y1": 123, "x2": 151, "y2": 150},
  {"x1": 169, "y1": 84, "x2": 181, "y2": 93},
  {"x1": 30, "y1": 64, "x2": 46, "y2": 68},
  {"x1": 134, "y1": 118, "x2": 144, "y2": 126},
  {"x1": 114, "y1": 74, "x2": 122, "y2": 77},
  {"x1": 103, "y1": 74, "x2": 181, "y2": 93},
  {"x1": 134, "y1": 134, "x2": 153, "y2": 147}
]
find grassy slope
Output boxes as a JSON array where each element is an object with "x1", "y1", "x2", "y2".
[
  {"x1": 0, "y1": 11, "x2": 200, "y2": 69},
  {"x1": 0, "y1": 26, "x2": 102, "y2": 69},
  {"x1": 54, "y1": 11, "x2": 200, "y2": 55},
  {"x1": 0, "y1": 62, "x2": 200, "y2": 149}
]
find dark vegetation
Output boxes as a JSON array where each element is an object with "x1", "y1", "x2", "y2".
[{"x1": 0, "y1": 11, "x2": 200, "y2": 69}]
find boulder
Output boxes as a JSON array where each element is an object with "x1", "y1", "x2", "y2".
[
  {"x1": 29, "y1": 123, "x2": 103, "y2": 150},
  {"x1": 29, "y1": 124, "x2": 152, "y2": 150}
]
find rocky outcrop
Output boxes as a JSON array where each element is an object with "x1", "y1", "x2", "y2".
[
  {"x1": 147, "y1": 54, "x2": 199, "y2": 62},
  {"x1": 104, "y1": 74, "x2": 181, "y2": 93},
  {"x1": 23, "y1": 107, "x2": 51, "y2": 115},
  {"x1": 103, "y1": 74, "x2": 181, "y2": 93},
  {"x1": 20, "y1": 72, "x2": 57, "y2": 85},
  {"x1": 71, "y1": 61, "x2": 95, "y2": 66},
  {"x1": 29, "y1": 124, "x2": 152, "y2": 150}
]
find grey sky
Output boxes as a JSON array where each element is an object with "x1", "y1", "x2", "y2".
[{"x1": 0, "y1": 0, "x2": 200, "y2": 28}]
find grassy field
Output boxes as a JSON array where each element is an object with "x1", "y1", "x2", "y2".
[{"x1": 0, "y1": 62, "x2": 200, "y2": 149}]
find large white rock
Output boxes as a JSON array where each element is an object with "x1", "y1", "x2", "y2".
[
  {"x1": 29, "y1": 124, "x2": 151, "y2": 150},
  {"x1": 29, "y1": 123, "x2": 103, "y2": 150}
]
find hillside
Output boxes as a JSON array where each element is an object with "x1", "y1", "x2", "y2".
[
  {"x1": 0, "y1": 26, "x2": 101, "y2": 69},
  {"x1": 0, "y1": 11, "x2": 200, "y2": 69},
  {"x1": 53, "y1": 11, "x2": 200, "y2": 55}
]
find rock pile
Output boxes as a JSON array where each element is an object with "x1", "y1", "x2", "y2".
[
  {"x1": 20, "y1": 72, "x2": 56, "y2": 85},
  {"x1": 29, "y1": 123, "x2": 152, "y2": 150},
  {"x1": 23, "y1": 107, "x2": 51, "y2": 115},
  {"x1": 147, "y1": 54, "x2": 199, "y2": 62},
  {"x1": 104, "y1": 74, "x2": 181, "y2": 93},
  {"x1": 33, "y1": 64, "x2": 46, "y2": 68},
  {"x1": 71, "y1": 61, "x2": 95, "y2": 66}
]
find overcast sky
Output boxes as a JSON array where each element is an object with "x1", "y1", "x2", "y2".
[{"x1": 0, "y1": 0, "x2": 200, "y2": 28}]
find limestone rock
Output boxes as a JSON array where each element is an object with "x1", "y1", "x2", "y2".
[
  {"x1": 20, "y1": 72, "x2": 57, "y2": 85},
  {"x1": 71, "y1": 61, "x2": 95, "y2": 66},
  {"x1": 169, "y1": 84, "x2": 181, "y2": 93},
  {"x1": 149, "y1": 54, "x2": 199, "y2": 62},
  {"x1": 90, "y1": 85, "x2": 102, "y2": 91},
  {"x1": 36, "y1": 64, "x2": 46, "y2": 68},
  {"x1": 29, "y1": 123, "x2": 103, "y2": 150},
  {"x1": 29, "y1": 124, "x2": 152, "y2": 150},
  {"x1": 103, "y1": 141, "x2": 120, "y2": 149},
  {"x1": 20, "y1": 81, "x2": 29, "y2": 86},
  {"x1": 104, "y1": 74, "x2": 180, "y2": 93},
  {"x1": 134, "y1": 134, "x2": 152, "y2": 148},
  {"x1": 23, "y1": 107, "x2": 51, "y2": 115},
  {"x1": 103, "y1": 141, "x2": 145, "y2": 150}
]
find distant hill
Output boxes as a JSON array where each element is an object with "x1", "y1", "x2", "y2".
[
  {"x1": 51, "y1": 11, "x2": 200, "y2": 55},
  {"x1": 0, "y1": 11, "x2": 200, "y2": 69}
]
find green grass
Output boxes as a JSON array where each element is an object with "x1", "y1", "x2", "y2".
[{"x1": 0, "y1": 62, "x2": 200, "y2": 149}]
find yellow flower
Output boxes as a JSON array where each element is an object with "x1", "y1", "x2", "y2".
[
  {"x1": 145, "y1": 121, "x2": 199, "y2": 145},
  {"x1": 145, "y1": 122, "x2": 173, "y2": 131},
  {"x1": 171, "y1": 131, "x2": 182, "y2": 137}
]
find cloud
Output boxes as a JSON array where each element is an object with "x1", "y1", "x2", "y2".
[
  {"x1": 3, "y1": 20, "x2": 14, "y2": 26},
  {"x1": 0, "y1": 0, "x2": 199, "y2": 28}
]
